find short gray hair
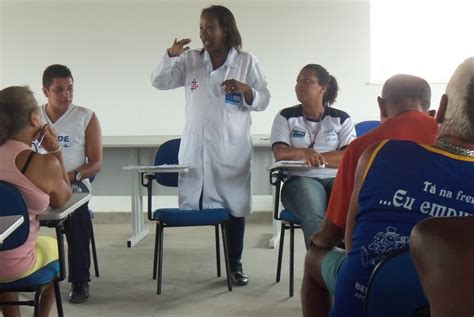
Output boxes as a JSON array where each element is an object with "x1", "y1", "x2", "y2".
[
  {"x1": 0, "y1": 86, "x2": 39, "y2": 145},
  {"x1": 381, "y1": 74, "x2": 431, "y2": 111},
  {"x1": 439, "y1": 57, "x2": 474, "y2": 142}
]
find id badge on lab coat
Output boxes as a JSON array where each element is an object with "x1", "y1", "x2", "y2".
[{"x1": 225, "y1": 92, "x2": 242, "y2": 106}]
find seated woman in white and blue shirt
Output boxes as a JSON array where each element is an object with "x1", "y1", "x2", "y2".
[{"x1": 270, "y1": 64, "x2": 356, "y2": 248}]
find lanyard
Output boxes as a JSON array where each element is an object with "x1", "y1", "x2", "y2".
[{"x1": 303, "y1": 112, "x2": 321, "y2": 149}]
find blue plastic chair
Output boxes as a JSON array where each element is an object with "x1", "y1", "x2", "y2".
[
  {"x1": 0, "y1": 181, "x2": 64, "y2": 317},
  {"x1": 141, "y1": 138, "x2": 232, "y2": 294},
  {"x1": 355, "y1": 120, "x2": 381, "y2": 137},
  {"x1": 365, "y1": 248, "x2": 429, "y2": 317},
  {"x1": 269, "y1": 168, "x2": 301, "y2": 297}
]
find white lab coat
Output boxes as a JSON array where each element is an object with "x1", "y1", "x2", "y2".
[{"x1": 151, "y1": 48, "x2": 270, "y2": 217}]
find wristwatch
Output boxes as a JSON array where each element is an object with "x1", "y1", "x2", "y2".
[{"x1": 74, "y1": 170, "x2": 82, "y2": 182}]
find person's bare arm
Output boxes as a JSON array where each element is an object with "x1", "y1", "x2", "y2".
[
  {"x1": 320, "y1": 150, "x2": 345, "y2": 168},
  {"x1": 27, "y1": 153, "x2": 72, "y2": 208},
  {"x1": 272, "y1": 143, "x2": 326, "y2": 167},
  {"x1": 310, "y1": 217, "x2": 344, "y2": 248},
  {"x1": 67, "y1": 113, "x2": 102, "y2": 182},
  {"x1": 46, "y1": 155, "x2": 72, "y2": 208},
  {"x1": 410, "y1": 217, "x2": 474, "y2": 317},
  {"x1": 27, "y1": 124, "x2": 71, "y2": 207},
  {"x1": 344, "y1": 143, "x2": 379, "y2": 252},
  {"x1": 38, "y1": 124, "x2": 69, "y2": 184}
]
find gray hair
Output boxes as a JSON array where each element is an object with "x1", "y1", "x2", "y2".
[
  {"x1": 0, "y1": 86, "x2": 39, "y2": 145},
  {"x1": 439, "y1": 57, "x2": 474, "y2": 142}
]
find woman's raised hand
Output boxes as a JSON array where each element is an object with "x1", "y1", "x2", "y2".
[
  {"x1": 167, "y1": 38, "x2": 191, "y2": 57},
  {"x1": 40, "y1": 124, "x2": 61, "y2": 153}
]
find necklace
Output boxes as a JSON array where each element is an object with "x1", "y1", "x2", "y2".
[{"x1": 433, "y1": 139, "x2": 474, "y2": 157}]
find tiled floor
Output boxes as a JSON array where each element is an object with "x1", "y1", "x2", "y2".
[{"x1": 20, "y1": 219, "x2": 307, "y2": 316}]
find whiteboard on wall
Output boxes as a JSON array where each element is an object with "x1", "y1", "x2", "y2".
[{"x1": 1, "y1": 0, "x2": 395, "y2": 136}]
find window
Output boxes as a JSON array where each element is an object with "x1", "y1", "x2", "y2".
[{"x1": 370, "y1": 0, "x2": 474, "y2": 83}]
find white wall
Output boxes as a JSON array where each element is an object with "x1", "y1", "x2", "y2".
[{"x1": 0, "y1": 0, "x2": 449, "y2": 137}]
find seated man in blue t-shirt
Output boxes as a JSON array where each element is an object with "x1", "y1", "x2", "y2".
[{"x1": 330, "y1": 57, "x2": 474, "y2": 317}]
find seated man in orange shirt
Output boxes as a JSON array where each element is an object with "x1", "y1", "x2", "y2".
[{"x1": 301, "y1": 74, "x2": 438, "y2": 316}]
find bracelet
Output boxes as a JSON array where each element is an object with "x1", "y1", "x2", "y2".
[{"x1": 48, "y1": 147, "x2": 61, "y2": 154}]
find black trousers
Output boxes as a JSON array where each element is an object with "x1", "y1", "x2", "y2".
[
  {"x1": 64, "y1": 203, "x2": 91, "y2": 283},
  {"x1": 225, "y1": 215, "x2": 245, "y2": 273}
]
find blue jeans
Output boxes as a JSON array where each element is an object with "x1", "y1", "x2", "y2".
[{"x1": 281, "y1": 176, "x2": 334, "y2": 249}]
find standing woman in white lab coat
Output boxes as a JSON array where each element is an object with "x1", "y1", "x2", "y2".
[{"x1": 151, "y1": 5, "x2": 270, "y2": 286}]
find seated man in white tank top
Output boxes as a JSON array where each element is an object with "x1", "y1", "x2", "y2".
[{"x1": 41, "y1": 64, "x2": 102, "y2": 304}]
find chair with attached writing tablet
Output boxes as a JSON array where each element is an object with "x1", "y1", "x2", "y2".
[
  {"x1": 0, "y1": 181, "x2": 64, "y2": 317},
  {"x1": 141, "y1": 138, "x2": 232, "y2": 294},
  {"x1": 269, "y1": 162, "x2": 304, "y2": 297},
  {"x1": 365, "y1": 248, "x2": 429, "y2": 317},
  {"x1": 55, "y1": 175, "x2": 100, "y2": 278}
]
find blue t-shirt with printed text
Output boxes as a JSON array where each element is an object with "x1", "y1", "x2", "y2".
[{"x1": 331, "y1": 140, "x2": 474, "y2": 317}]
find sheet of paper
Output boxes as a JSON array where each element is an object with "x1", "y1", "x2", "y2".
[{"x1": 267, "y1": 160, "x2": 325, "y2": 170}]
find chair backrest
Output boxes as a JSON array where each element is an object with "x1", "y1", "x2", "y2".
[
  {"x1": 154, "y1": 138, "x2": 181, "y2": 187},
  {"x1": 355, "y1": 120, "x2": 381, "y2": 137},
  {"x1": 365, "y1": 248, "x2": 428, "y2": 317},
  {"x1": 0, "y1": 181, "x2": 29, "y2": 250}
]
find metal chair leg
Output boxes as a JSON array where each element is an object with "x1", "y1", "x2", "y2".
[
  {"x1": 153, "y1": 222, "x2": 159, "y2": 280},
  {"x1": 56, "y1": 225, "x2": 66, "y2": 281},
  {"x1": 276, "y1": 223, "x2": 286, "y2": 282},
  {"x1": 33, "y1": 289, "x2": 41, "y2": 317},
  {"x1": 54, "y1": 279, "x2": 64, "y2": 317},
  {"x1": 215, "y1": 224, "x2": 221, "y2": 277},
  {"x1": 157, "y1": 224, "x2": 164, "y2": 294},
  {"x1": 221, "y1": 223, "x2": 233, "y2": 291},
  {"x1": 90, "y1": 224, "x2": 100, "y2": 277},
  {"x1": 289, "y1": 223, "x2": 295, "y2": 297}
]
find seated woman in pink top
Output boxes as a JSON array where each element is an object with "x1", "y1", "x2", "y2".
[{"x1": 0, "y1": 86, "x2": 71, "y2": 317}]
